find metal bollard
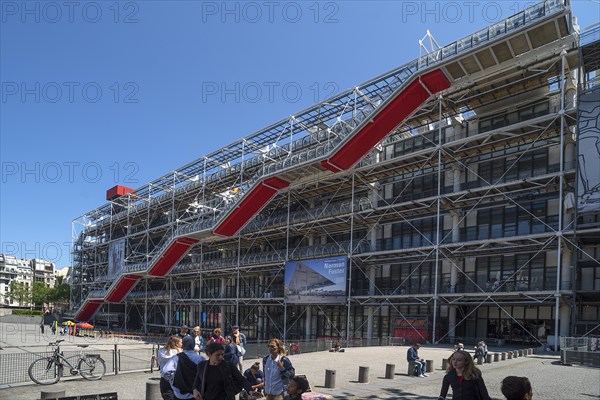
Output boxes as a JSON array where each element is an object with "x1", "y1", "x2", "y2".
[
  {"x1": 385, "y1": 363, "x2": 395, "y2": 379},
  {"x1": 501, "y1": 352, "x2": 506, "y2": 361},
  {"x1": 325, "y1": 369, "x2": 336, "y2": 388},
  {"x1": 442, "y1": 358, "x2": 448, "y2": 370},
  {"x1": 41, "y1": 390, "x2": 66, "y2": 400},
  {"x1": 146, "y1": 378, "x2": 162, "y2": 400},
  {"x1": 426, "y1": 360, "x2": 434, "y2": 373},
  {"x1": 494, "y1": 353, "x2": 500, "y2": 362},
  {"x1": 486, "y1": 354, "x2": 493, "y2": 363},
  {"x1": 508, "y1": 352, "x2": 513, "y2": 359},
  {"x1": 358, "y1": 366, "x2": 369, "y2": 383}
]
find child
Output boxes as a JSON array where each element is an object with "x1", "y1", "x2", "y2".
[
  {"x1": 501, "y1": 376, "x2": 533, "y2": 400},
  {"x1": 285, "y1": 375, "x2": 310, "y2": 400}
]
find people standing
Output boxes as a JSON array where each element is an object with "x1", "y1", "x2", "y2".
[
  {"x1": 232, "y1": 325, "x2": 246, "y2": 371},
  {"x1": 475, "y1": 341, "x2": 488, "y2": 363},
  {"x1": 501, "y1": 376, "x2": 533, "y2": 400},
  {"x1": 192, "y1": 326, "x2": 204, "y2": 354},
  {"x1": 192, "y1": 342, "x2": 258, "y2": 400},
  {"x1": 407, "y1": 343, "x2": 428, "y2": 377},
  {"x1": 263, "y1": 338, "x2": 295, "y2": 400},
  {"x1": 437, "y1": 350, "x2": 492, "y2": 400},
  {"x1": 223, "y1": 336, "x2": 240, "y2": 368},
  {"x1": 207, "y1": 328, "x2": 224, "y2": 345},
  {"x1": 158, "y1": 336, "x2": 183, "y2": 400},
  {"x1": 162, "y1": 336, "x2": 204, "y2": 400},
  {"x1": 178, "y1": 325, "x2": 190, "y2": 339}
]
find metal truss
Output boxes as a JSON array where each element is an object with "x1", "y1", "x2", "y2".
[{"x1": 68, "y1": 0, "x2": 600, "y2": 344}]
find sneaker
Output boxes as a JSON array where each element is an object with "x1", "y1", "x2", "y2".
[
  {"x1": 423, "y1": 373, "x2": 429, "y2": 377},
  {"x1": 419, "y1": 374, "x2": 425, "y2": 378}
]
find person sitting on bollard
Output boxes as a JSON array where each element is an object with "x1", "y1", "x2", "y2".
[
  {"x1": 407, "y1": 343, "x2": 428, "y2": 377},
  {"x1": 438, "y1": 350, "x2": 492, "y2": 400},
  {"x1": 454, "y1": 343, "x2": 465, "y2": 352},
  {"x1": 284, "y1": 375, "x2": 310, "y2": 400},
  {"x1": 501, "y1": 376, "x2": 533, "y2": 400}
]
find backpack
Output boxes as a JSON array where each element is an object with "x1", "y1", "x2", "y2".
[{"x1": 172, "y1": 353, "x2": 196, "y2": 395}]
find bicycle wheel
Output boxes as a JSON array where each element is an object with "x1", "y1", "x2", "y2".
[
  {"x1": 78, "y1": 356, "x2": 106, "y2": 380},
  {"x1": 28, "y1": 357, "x2": 61, "y2": 385}
]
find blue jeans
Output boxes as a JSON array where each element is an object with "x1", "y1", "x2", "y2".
[{"x1": 416, "y1": 360, "x2": 427, "y2": 375}]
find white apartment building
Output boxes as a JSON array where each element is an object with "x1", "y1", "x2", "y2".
[{"x1": 0, "y1": 254, "x2": 56, "y2": 307}]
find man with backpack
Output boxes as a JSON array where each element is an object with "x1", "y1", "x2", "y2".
[{"x1": 162, "y1": 335, "x2": 204, "y2": 399}]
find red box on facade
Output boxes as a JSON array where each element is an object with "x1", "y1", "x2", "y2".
[{"x1": 106, "y1": 185, "x2": 135, "y2": 201}]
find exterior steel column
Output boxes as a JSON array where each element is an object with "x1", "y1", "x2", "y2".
[
  {"x1": 305, "y1": 306, "x2": 312, "y2": 340},
  {"x1": 554, "y1": 50, "x2": 567, "y2": 351},
  {"x1": 432, "y1": 95, "x2": 443, "y2": 343}
]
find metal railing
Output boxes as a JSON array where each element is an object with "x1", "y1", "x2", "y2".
[{"x1": 0, "y1": 343, "x2": 155, "y2": 387}]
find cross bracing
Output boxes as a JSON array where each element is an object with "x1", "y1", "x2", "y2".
[{"x1": 69, "y1": 1, "x2": 600, "y2": 345}]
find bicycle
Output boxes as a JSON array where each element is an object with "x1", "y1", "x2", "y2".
[{"x1": 28, "y1": 339, "x2": 107, "y2": 385}]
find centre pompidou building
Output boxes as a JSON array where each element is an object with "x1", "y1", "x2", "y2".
[{"x1": 71, "y1": 0, "x2": 600, "y2": 346}]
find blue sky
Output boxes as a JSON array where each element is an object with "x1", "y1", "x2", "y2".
[{"x1": 1, "y1": 1, "x2": 598, "y2": 269}]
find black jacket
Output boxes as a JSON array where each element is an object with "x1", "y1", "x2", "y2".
[
  {"x1": 438, "y1": 369, "x2": 492, "y2": 400},
  {"x1": 194, "y1": 360, "x2": 252, "y2": 400}
]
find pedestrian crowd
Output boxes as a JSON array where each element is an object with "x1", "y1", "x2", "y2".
[
  {"x1": 160, "y1": 326, "x2": 536, "y2": 400},
  {"x1": 158, "y1": 324, "x2": 299, "y2": 400}
]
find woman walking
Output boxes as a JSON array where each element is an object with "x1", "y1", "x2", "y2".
[
  {"x1": 192, "y1": 342, "x2": 259, "y2": 400},
  {"x1": 437, "y1": 350, "x2": 492, "y2": 400}
]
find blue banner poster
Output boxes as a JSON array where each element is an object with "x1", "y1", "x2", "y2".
[{"x1": 285, "y1": 255, "x2": 348, "y2": 304}]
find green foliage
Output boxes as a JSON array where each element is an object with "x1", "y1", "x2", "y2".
[
  {"x1": 49, "y1": 284, "x2": 71, "y2": 304},
  {"x1": 7, "y1": 281, "x2": 31, "y2": 305},
  {"x1": 31, "y1": 282, "x2": 50, "y2": 307},
  {"x1": 12, "y1": 309, "x2": 44, "y2": 316}
]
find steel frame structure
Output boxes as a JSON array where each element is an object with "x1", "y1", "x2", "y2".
[{"x1": 70, "y1": 0, "x2": 600, "y2": 345}]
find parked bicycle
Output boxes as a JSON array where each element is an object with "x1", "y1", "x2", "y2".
[{"x1": 28, "y1": 339, "x2": 106, "y2": 385}]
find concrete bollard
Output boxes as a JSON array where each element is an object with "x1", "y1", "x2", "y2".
[
  {"x1": 518, "y1": 349, "x2": 523, "y2": 357},
  {"x1": 494, "y1": 353, "x2": 500, "y2": 362},
  {"x1": 385, "y1": 363, "x2": 395, "y2": 379},
  {"x1": 426, "y1": 360, "x2": 434, "y2": 373},
  {"x1": 513, "y1": 350, "x2": 518, "y2": 358},
  {"x1": 477, "y1": 355, "x2": 483, "y2": 365},
  {"x1": 41, "y1": 390, "x2": 66, "y2": 400},
  {"x1": 146, "y1": 378, "x2": 161, "y2": 400},
  {"x1": 358, "y1": 366, "x2": 369, "y2": 383},
  {"x1": 325, "y1": 369, "x2": 336, "y2": 388},
  {"x1": 442, "y1": 358, "x2": 449, "y2": 370},
  {"x1": 529, "y1": 348, "x2": 534, "y2": 356},
  {"x1": 508, "y1": 352, "x2": 513, "y2": 359},
  {"x1": 501, "y1": 352, "x2": 506, "y2": 361},
  {"x1": 486, "y1": 354, "x2": 493, "y2": 363}
]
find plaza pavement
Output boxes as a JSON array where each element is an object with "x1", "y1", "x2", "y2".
[{"x1": 1, "y1": 321, "x2": 599, "y2": 399}]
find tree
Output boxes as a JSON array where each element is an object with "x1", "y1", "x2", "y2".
[
  {"x1": 31, "y1": 282, "x2": 50, "y2": 308},
  {"x1": 7, "y1": 281, "x2": 31, "y2": 305},
  {"x1": 49, "y1": 284, "x2": 71, "y2": 306}
]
